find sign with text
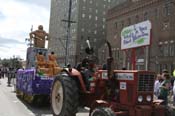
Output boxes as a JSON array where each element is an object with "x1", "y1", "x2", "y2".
[
  {"x1": 117, "y1": 73, "x2": 134, "y2": 80},
  {"x1": 121, "y1": 20, "x2": 151, "y2": 50}
]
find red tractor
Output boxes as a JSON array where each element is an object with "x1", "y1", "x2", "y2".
[{"x1": 51, "y1": 41, "x2": 167, "y2": 116}]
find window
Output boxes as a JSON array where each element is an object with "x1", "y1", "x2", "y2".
[
  {"x1": 159, "y1": 44, "x2": 163, "y2": 57},
  {"x1": 115, "y1": 22, "x2": 118, "y2": 29},
  {"x1": 89, "y1": 8, "x2": 92, "y2": 12},
  {"x1": 155, "y1": 8, "x2": 158, "y2": 19},
  {"x1": 104, "y1": 5, "x2": 106, "y2": 8},
  {"x1": 169, "y1": 42, "x2": 175, "y2": 56},
  {"x1": 103, "y1": 18, "x2": 105, "y2": 22},
  {"x1": 81, "y1": 28, "x2": 85, "y2": 32},
  {"x1": 135, "y1": 15, "x2": 139, "y2": 22},
  {"x1": 83, "y1": 6, "x2": 86, "y2": 10},
  {"x1": 95, "y1": 16, "x2": 98, "y2": 21},
  {"x1": 95, "y1": 24, "x2": 98, "y2": 27},
  {"x1": 144, "y1": 12, "x2": 148, "y2": 20},
  {"x1": 94, "y1": 30, "x2": 97, "y2": 34},
  {"x1": 90, "y1": 0, "x2": 92, "y2": 4},
  {"x1": 102, "y1": 25, "x2": 105, "y2": 29},
  {"x1": 121, "y1": 21, "x2": 124, "y2": 28},
  {"x1": 95, "y1": 9, "x2": 98, "y2": 14},
  {"x1": 103, "y1": 11, "x2": 106, "y2": 15},
  {"x1": 163, "y1": 43, "x2": 169, "y2": 56},
  {"x1": 164, "y1": 2, "x2": 171, "y2": 16},
  {"x1": 94, "y1": 38, "x2": 97, "y2": 42},
  {"x1": 128, "y1": 18, "x2": 131, "y2": 25},
  {"x1": 82, "y1": 13, "x2": 85, "y2": 18},
  {"x1": 96, "y1": 3, "x2": 98, "y2": 7},
  {"x1": 89, "y1": 15, "x2": 92, "y2": 19}
]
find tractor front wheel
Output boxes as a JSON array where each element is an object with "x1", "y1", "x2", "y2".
[
  {"x1": 91, "y1": 107, "x2": 115, "y2": 116},
  {"x1": 51, "y1": 73, "x2": 79, "y2": 116}
]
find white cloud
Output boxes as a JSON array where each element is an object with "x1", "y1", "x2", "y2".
[{"x1": 0, "y1": 0, "x2": 50, "y2": 60}]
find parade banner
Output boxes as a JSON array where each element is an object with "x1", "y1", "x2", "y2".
[{"x1": 121, "y1": 20, "x2": 151, "y2": 50}]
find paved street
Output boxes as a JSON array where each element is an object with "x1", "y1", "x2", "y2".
[{"x1": 0, "y1": 78, "x2": 89, "y2": 116}]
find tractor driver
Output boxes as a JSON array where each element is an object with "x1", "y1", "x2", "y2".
[
  {"x1": 81, "y1": 57, "x2": 96, "y2": 90},
  {"x1": 29, "y1": 25, "x2": 49, "y2": 48}
]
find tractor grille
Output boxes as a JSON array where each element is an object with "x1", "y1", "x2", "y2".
[{"x1": 138, "y1": 74, "x2": 154, "y2": 92}]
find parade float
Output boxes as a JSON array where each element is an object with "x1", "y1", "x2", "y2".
[{"x1": 16, "y1": 25, "x2": 62, "y2": 104}]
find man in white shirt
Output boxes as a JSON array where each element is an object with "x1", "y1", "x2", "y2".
[{"x1": 154, "y1": 74, "x2": 163, "y2": 98}]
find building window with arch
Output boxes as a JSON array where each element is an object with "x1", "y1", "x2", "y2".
[
  {"x1": 158, "y1": 42, "x2": 163, "y2": 57},
  {"x1": 164, "y1": 1, "x2": 171, "y2": 16},
  {"x1": 163, "y1": 44, "x2": 169, "y2": 57}
]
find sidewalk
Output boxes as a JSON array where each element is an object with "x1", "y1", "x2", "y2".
[{"x1": 0, "y1": 77, "x2": 16, "y2": 92}]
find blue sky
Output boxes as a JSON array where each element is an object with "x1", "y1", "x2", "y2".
[{"x1": 0, "y1": 0, "x2": 50, "y2": 60}]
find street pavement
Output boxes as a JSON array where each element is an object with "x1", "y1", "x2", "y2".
[{"x1": 0, "y1": 78, "x2": 89, "y2": 116}]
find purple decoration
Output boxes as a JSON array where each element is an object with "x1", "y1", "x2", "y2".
[{"x1": 16, "y1": 68, "x2": 54, "y2": 95}]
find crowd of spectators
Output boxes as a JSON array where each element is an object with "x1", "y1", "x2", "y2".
[
  {"x1": 154, "y1": 69, "x2": 175, "y2": 106},
  {"x1": 0, "y1": 67, "x2": 17, "y2": 86}
]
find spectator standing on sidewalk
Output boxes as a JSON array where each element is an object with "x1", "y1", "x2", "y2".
[
  {"x1": 158, "y1": 73, "x2": 171, "y2": 105},
  {"x1": 7, "y1": 67, "x2": 14, "y2": 86},
  {"x1": 154, "y1": 74, "x2": 163, "y2": 98},
  {"x1": 0, "y1": 68, "x2": 1, "y2": 84}
]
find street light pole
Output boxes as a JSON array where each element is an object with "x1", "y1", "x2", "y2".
[{"x1": 62, "y1": 0, "x2": 76, "y2": 66}]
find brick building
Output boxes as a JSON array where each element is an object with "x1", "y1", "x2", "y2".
[
  {"x1": 105, "y1": 0, "x2": 175, "y2": 74},
  {"x1": 49, "y1": 0, "x2": 124, "y2": 66}
]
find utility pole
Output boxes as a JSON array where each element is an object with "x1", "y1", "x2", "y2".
[
  {"x1": 25, "y1": 25, "x2": 33, "y2": 47},
  {"x1": 62, "y1": 0, "x2": 76, "y2": 66}
]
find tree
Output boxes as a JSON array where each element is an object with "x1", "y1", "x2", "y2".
[
  {"x1": 0, "y1": 57, "x2": 22, "y2": 69},
  {"x1": 1, "y1": 59, "x2": 10, "y2": 67}
]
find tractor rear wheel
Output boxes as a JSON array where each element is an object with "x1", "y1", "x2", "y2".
[
  {"x1": 91, "y1": 107, "x2": 115, "y2": 116},
  {"x1": 51, "y1": 73, "x2": 79, "y2": 116}
]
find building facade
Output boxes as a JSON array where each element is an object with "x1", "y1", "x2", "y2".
[
  {"x1": 106, "y1": 0, "x2": 175, "y2": 74},
  {"x1": 49, "y1": 0, "x2": 126, "y2": 66}
]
